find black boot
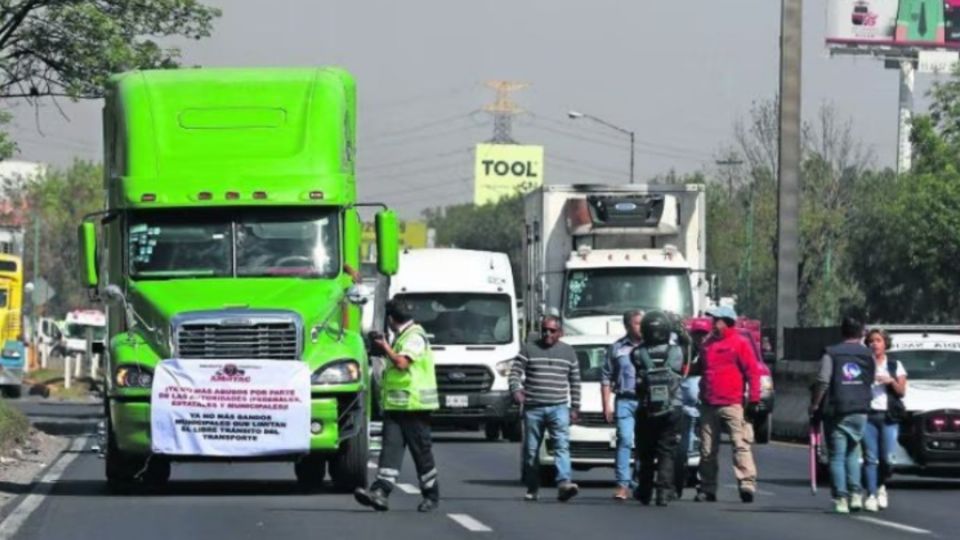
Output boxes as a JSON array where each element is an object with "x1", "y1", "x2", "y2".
[
  {"x1": 417, "y1": 499, "x2": 439, "y2": 512},
  {"x1": 354, "y1": 487, "x2": 389, "y2": 511}
]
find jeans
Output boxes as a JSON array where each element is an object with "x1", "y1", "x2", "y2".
[
  {"x1": 827, "y1": 413, "x2": 867, "y2": 499},
  {"x1": 863, "y1": 413, "x2": 899, "y2": 496},
  {"x1": 522, "y1": 404, "x2": 571, "y2": 491},
  {"x1": 614, "y1": 398, "x2": 639, "y2": 488}
]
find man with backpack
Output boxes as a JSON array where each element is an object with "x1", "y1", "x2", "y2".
[
  {"x1": 809, "y1": 316, "x2": 876, "y2": 514},
  {"x1": 630, "y1": 310, "x2": 687, "y2": 506}
]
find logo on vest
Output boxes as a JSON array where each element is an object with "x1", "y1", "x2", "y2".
[{"x1": 841, "y1": 362, "x2": 862, "y2": 382}]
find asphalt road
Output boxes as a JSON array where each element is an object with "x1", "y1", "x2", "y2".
[{"x1": 2, "y1": 403, "x2": 958, "y2": 540}]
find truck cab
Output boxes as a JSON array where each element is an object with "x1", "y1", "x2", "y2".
[
  {"x1": 78, "y1": 68, "x2": 399, "y2": 492},
  {"x1": 389, "y1": 249, "x2": 522, "y2": 440},
  {"x1": 524, "y1": 184, "x2": 707, "y2": 337}
]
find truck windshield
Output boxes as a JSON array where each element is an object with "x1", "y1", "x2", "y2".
[
  {"x1": 565, "y1": 268, "x2": 693, "y2": 318},
  {"x1": 572, "y1": 344, "x2": 609, "y2": 382},
  {"x1": 888, "y1": 350, "x2": 960, "y2": 381},
  {"x1": 129, "y1": 208, "x2": 340, "y2": 279},
  {"x1": 394, "y1": 293, "x2": 513, "y2": 346}
]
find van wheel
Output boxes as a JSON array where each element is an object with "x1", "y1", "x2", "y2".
[
  {"x1": 484, "y1": 422, "x2": 502, "y2": 441},
  {"x1": 329, "y1": 418, "x2": 368, "y2": 492},
  {"x1": 538, "y1": 464, "x2": 557, "y2": 487}
]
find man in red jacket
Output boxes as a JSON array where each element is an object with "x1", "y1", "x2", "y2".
[{"x1": 694, "y1": 305, "x2": 762, "y2": 503}]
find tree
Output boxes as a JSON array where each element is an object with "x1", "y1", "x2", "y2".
[
  {"x1": 0, "y1": 1, "x2": 220, "y2": 100},
  {"x1": 4, "y1": 159, "x2": 102, "y2": 317},
  {"x1": 423, "y1": 194, "x2": 525, "y2": 292},
  {"x1": 0, "y1": 110, "x2": 14, "y2": 159}
]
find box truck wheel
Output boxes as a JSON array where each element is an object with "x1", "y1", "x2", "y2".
[
  {"x1": 1, "y1": 385, "x2": 21, "y2": 399},
  {"x1": 294, "y1": 456, "x2": 327, "y2": 490},
  {"x1": 329, "y1": 416, "x2": 369, "y2": 492},
  {"x1": 484, "y1": 422, "x2": 502, "y2": 441}
]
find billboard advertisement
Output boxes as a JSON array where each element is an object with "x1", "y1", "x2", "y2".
[
  {"x1": 474, "y1": 143, "x2": 544, "y2": 205},
  {"x1": 826, "y1": 1, "x2": 959, "y2": 47},
  {"x1": 361, "y1": 221, "x2": 431, "y2": 262}
]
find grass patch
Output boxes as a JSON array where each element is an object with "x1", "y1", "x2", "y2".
[{"x1": 0, "y1": 398, "x2": 29, "y2": 455}]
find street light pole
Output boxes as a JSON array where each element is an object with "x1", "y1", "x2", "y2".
[{"x1": 568, "y1": 110, "x2": 635, "y2": 184}]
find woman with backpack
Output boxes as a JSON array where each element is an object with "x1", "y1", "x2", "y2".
[{"x1": 862, "y1": 328, "x2": 908, "y2": 512}]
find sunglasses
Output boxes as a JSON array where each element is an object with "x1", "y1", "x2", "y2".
[{"x1": 541, "y1": 327, "x2": 560, "y2": 334}]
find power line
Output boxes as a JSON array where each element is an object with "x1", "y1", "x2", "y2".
[
  {"x1": 548, "y1": 155, "x2": 630, "y2": 179},
  {"x1": 364, "y1": 112, "x2": 481, "y2": 141},
  {"x1": 359, "y1": 147, "x2": 473, "y2": 172},
  {"x1": 363, "y1": 175, "x2": 471, "y2": 201},
  {"x1": 364, "y1": 83, "x2": 480, "y2": 112},
  {"x1": 364, "y1": 160, "x2": 468, "y2": 181},
  {"x1": 365, "y1": 124, "x2": 486, "y2": 148}
]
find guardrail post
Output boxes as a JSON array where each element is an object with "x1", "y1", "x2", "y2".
[{"x1": 64, "y1": 354, "x2": 72, "y2": 389}]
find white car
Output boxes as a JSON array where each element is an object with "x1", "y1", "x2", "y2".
[
  {"x1": 883, "y1": 332, "x2": 960, "y2": 475},
  {"x1": 533, "y1": 335, "x2": 700, "y2": 491}
]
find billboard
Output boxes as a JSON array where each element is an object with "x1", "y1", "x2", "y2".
[
  {"x1": 826, "y1": 1, "x2": 960, "y2": 48},
  {"x1": 474, "y1": 143, "x2": 544, "y2": 205}
]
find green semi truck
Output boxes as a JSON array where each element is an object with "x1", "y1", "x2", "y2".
[{"x1": 78, "y1": 68, "x2": 398, "y2": 492}]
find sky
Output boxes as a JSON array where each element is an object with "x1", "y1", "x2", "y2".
[{"x1": 3, "y1": 0, "x2": 945, "y2": 218}]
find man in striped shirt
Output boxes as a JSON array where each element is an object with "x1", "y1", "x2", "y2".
[{"x1": 509, "y1": 315, "x2": 582, "y2": 502}]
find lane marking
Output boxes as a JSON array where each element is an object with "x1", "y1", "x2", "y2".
[
  {"x1": 853, "y1": 516, "x2": 932, "y2": 535},
  {"x1": 771, "y1": 441, "x2": 808, "y2": 449},
  {"x1": 448, "y1": 513, "x2": 492, "y2": 533},
  {"x1": 0, "y1": 436, "x2": 88, "y2": 540},
  {"x1": 396, "y1": 483, "x2": 419, "y2": 494}
]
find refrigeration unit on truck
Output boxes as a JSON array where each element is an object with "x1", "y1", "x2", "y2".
[
  {"x1": 388, "y1": 248, "x2": 522, "y2": 441},
  {"x1": 77, "y1": 67, "x2": 400, "y2": 492},
  {"x1": 523, "y1": 184, "x2": 707, "y2": 336}
]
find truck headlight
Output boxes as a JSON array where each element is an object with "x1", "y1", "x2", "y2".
[
  {"x1": 495, "y1": 359, "x2": 514, "y2": 378},
  {"x1": 114, "y1": 365, "x2": 154, "y2": 388},
  {"x1": 312, "y1": 360, "x2": 360, "y2": 385}
]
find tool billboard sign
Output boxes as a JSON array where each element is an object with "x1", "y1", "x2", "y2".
[
  {"x1": 474, "y1": 144, "x2": 544, "y2": 205},
  {"x1": 151, "y1": 359, "x2": 311, "y2": 456},
  {"x1": 826, "y1": 1, "x2": 960, "y2": 48}
]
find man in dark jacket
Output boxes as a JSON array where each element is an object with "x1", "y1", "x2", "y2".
[
  {"x1": 695, "y1": 305, "x2": 761, "y2": 503},
  {"x1": 810, "y1": 316, "x2": 875, "y2": 514}
]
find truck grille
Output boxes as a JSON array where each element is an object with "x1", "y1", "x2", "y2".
[
  {"x1": 435, "y1": 365, "x2": 494, "y2": 393},
  {"x1": 174, "y1": 311, "x2": 301, "y2": 360}
]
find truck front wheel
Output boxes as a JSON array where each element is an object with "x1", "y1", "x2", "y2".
[
  {"x1": 484, "y1": 422, "x2": 502, "y2": 441},
  {"x1": 329, "y1": 417, "x2": 369, "y2": 492},
  {"x1": 502, "y1": 421, "x2": 523, "y2": 442}
]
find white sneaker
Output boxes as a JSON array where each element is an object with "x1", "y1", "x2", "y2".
[
  {"x1": 834, "y1": 498, "x2": 850, "y2": 514},
  {"x1": 850, "y1": 493, "x2": 863, "y2": 511},
  {"x1": 864, "y1": 495, "x2": 879, "y2": 512},
  {"x1": 877, "y1": 485, "x2": 888, "y2": 509}
]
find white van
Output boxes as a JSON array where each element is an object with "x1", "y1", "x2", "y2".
[{"x1": 389, "y1": 249, "x2": 522, "y2": 440}]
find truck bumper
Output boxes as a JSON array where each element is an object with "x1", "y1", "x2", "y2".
[
  {"x1": 109, "y1": 392, "x2": 364, "y2": 458},
  {"x1": 431, "y1": 390, "x2": 519, "y2": 427}
]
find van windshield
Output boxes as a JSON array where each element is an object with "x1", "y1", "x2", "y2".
[
  {"x1": 394, "y1": 293, "x2": 513, "y2": 346},
  {"x1": 888, "y1": 350, "x2": 960, "y2": 381}
]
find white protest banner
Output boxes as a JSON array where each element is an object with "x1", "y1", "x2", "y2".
[{"x1": 151, "y1": 359, "x2": 311, "y2": 457}]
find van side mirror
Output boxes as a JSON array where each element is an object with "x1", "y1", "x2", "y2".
[
  {"x1": 375, "y1": 210, "x2": 399, "y2": 276},
  {"x1": 78, "y1": 222, "x2": 99, "y2": 288}
]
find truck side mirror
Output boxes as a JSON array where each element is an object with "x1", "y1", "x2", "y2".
[
  {"x1": 375, "y1": 210, "x2": 399, "y2": 276},
  {"x1": 343, "y1": 208, "x2": 361, "y2": 273},
  {"x1": 78, "y1": 222, "x2": 99, "y2": 288}
]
